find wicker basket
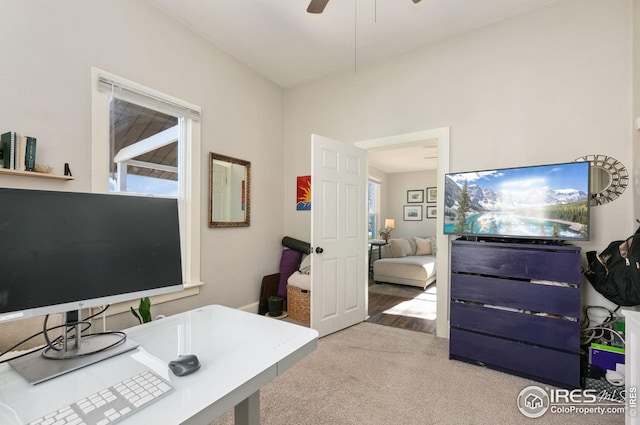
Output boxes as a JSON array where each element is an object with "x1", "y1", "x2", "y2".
[{"x1": 287, "y1": 285, "x2": 310, "y2": 325}]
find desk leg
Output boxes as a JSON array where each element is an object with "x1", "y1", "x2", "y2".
[{"x1": 235, "y1": 390, "x2": 260, "y2": 425}]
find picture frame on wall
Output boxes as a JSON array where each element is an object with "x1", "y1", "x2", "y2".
[
  {"x1": 296, "y1": 175, "x2": 311, "y2": 211},
  {"x1": 407, "y1": 189, "x2": 424, "y2": 203},
  {"x1": 426, "y1": 205, "x2": 437, "y2": 219},
  {"x1": 403, "y1": 205, "x2": 422, "y2": 221},
  {"x1": 426, "y1": 187, "x2": 437, "y2": 203}
]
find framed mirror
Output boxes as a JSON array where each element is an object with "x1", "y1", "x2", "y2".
[
  {"x1": 575, "y1": 154, "x2": 628, "y2": 206},
  {"x1": 208, "y1": 152, "x2": 250, "y2": 227}
]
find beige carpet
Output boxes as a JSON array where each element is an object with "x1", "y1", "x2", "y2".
[{"x1": 210, "y1": 322, "x2": 624, "y2": 425}]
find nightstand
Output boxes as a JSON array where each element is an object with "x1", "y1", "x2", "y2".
[{"x1": 369, "y1": 239, "x2": 388, "y2": 274}]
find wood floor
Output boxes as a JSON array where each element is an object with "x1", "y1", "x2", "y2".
[{"x1": 366, "y1": 288, "x2": 437, "y2": 335}]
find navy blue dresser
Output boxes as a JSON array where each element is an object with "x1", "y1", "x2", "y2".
[{"x1": 449, "y1": 239, "x2": 582, "y2": 388}]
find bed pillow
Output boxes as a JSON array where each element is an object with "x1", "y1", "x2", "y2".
[
  {"x1": 427, "y1": 236, "x2": 437, "y2": 256},
  {"x1": 415, "y1": 237, "x2": 432, "y2": 255},
  {"x1": 406, "y1": 237, "x2": 417, "y2": 256},
  {"x1": 299, "y1": 254, "x2": 311, "y2": 274},
  {"x1": 390, "y1": 238, "x2": 412, "y2": 258}
]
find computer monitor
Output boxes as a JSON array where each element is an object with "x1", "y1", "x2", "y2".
[{"x1": 0, "y1": 187, "x2": 184, "y2": 383}]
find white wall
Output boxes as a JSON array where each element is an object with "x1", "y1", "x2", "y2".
[
  {"x1": 386, "y1": 170, "x2": 438, "y2": 238},
  {"x1": 284, "y1": 0, "x2": 636, "y2": 324},
  {"x1": 0, "y1": 0, "x2": 285, "y2": 328},
  {"x1": 1, "y1": 0, "x2": 637, "y2": 332}
]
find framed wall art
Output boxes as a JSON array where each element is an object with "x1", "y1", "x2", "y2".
[
  {"x1": 426, "y1": 205, "x2": 437, "y2": 219},
  {"x1": 296, "y1": 175, "x2": 311, "y2": 211},
  {"x1": 407, "y1": 189, "x2": 424, "y2": 203},
  {"x1": 403, "y1": 205, "x2": 422, "y2": 221},
  {"x1": 426, "y1": 187, "x2": 437, "y2": 203}
]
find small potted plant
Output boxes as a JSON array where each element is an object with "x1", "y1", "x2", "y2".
[
  {"x1": 268, "y1": 295, "x2": 284, "y2": 317},
  {"x1": 131, "y1": 297, "x2": 153, "y2": 324},
  {"x1": 379, "y1": 227, "x2": 393, "y2": 241},
  {"x1": 379, "y1": 218, "x2": 394, "y2": 241}
]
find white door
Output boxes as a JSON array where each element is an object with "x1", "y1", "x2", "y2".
[
  {"x1": 310, "y1": 134, "x2": 368, "y2": 337},
  {"x1": 211, "y1": 162, "x2": 229, "y2": 220}
]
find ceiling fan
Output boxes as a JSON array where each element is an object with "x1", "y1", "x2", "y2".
[{"x1": 308, "y1": 0, "x2": 421, "y2": 14}]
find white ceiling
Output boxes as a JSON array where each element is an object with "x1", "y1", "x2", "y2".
[
  {"x1": 147, "y1": 0, "x2": 559, "y2": 172},
  {"x1": 368, "y1": 143, "x2": 439, "y2": 174}
]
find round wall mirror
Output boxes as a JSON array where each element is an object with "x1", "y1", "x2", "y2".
[{"x1": 575, "y1": 154, "x2": 628, "y2": 206}]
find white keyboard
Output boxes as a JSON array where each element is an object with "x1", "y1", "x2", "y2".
[{"x1": 28, "y1": 370, "x2": 173, "y2": 425}]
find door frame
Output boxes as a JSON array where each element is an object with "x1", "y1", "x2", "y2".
[{"x1": 354, "y1": 127, "x2": 450, "y2": 339}]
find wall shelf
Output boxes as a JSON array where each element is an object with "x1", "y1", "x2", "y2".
[{"x1": 0, "y1": 168, "x2": 74, "y2": 181}]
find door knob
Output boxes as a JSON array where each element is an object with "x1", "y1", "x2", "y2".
[{"x1": 315, "y1": 247, "x2": 324, "y2": 254}]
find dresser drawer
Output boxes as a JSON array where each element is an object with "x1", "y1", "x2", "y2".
[
  {"x1": 450, "y1": 302, "x2": 579, "y2": 351},
  {"x1": 451, "y1": 241, "x2": 581, "y2": 283},
  {"x1": 449, "y1": 328, "x2": 580, "y2": 388},
  {"x1": 450, "y1": 273, "x2": 580, "y2": 318}
]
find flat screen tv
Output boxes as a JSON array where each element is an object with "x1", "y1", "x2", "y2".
[
  {"x1": 443, "y1": 161, "x2": 590, "y2": 242},
  {"x1": 0, "y1": 187, "x2": 183, "y2": 383}
]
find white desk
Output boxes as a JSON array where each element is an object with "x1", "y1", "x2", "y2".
[{"x1": 0, "y1": 305, "x2": 319, "y2": 425}]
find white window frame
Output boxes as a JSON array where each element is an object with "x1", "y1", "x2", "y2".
[
  {"x1": 90, "y1": 68, "x2": 202, "y2": 310},
  {"x1": 368, "y1": 179, "x2": 381, "y2": 240}
]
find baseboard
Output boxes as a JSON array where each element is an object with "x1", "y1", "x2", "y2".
[{"x1": 238, "y1": 301, "x2": 259, "y2": 314}]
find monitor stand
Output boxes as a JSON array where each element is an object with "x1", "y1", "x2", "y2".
[
  {"x1": 9, "y1": 334, "x2": 139, "y2": 385},
  {"x1": 8, "y1": 311, "x2": 139, "y2": 385}
]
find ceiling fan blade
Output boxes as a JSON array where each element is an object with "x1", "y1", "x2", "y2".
[
  {"x1": 307, "y1": 0, "x2": 330, "y2": 14},
  {"x1": 412, "y1": 0, "x2": 422, "y2": 3}
]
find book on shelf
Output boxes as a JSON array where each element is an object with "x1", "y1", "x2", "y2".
[
  {"x1": 16, "y1": 135, "x2": 26, "y2": 172},
  {"x1": 25, "y1": 136, "x2": 36, "y2": 171},
  {"x1": 1, "y1": 132, "x2": 37, "y2": 171},
  {"x1": 1, "y1": 131, "x2": 16, "y2": 169}
]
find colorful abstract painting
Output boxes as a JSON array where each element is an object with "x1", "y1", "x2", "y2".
[{"x1": 296, "y1": 175, "x2": 311, "y2": 211}]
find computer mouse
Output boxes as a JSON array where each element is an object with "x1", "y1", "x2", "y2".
[
  {"x1": 169, "y1": 354, "x2": 201, "y2": 376},
  {"x1": 605, "y1": 370, "x2": 625, "y2": 386}
]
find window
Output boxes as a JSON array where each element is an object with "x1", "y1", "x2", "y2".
[
  {"x1": 91, "y1": 68, "x2": 202, "y2": 289},
  {"x1": 109, "y1": 98, "x2": 179, "y2": 196},
  {"x1": 368, "y1": 180, "x2": 381, "y2": 240}
]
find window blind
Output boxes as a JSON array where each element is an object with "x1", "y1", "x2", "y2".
[{"x1": 97, "y1": 76, "x2": 201, "y2": 122}]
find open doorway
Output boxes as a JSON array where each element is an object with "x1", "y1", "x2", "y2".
[
  {"x1": 355, "y1": 127, "x2": 450, "y2": 339},
  {"x1": 366, "y1": 143, "x2": 438, "y2": 334},
  {"x1": 367, "y1": 280, "x2": 437, "y2": 333}
]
